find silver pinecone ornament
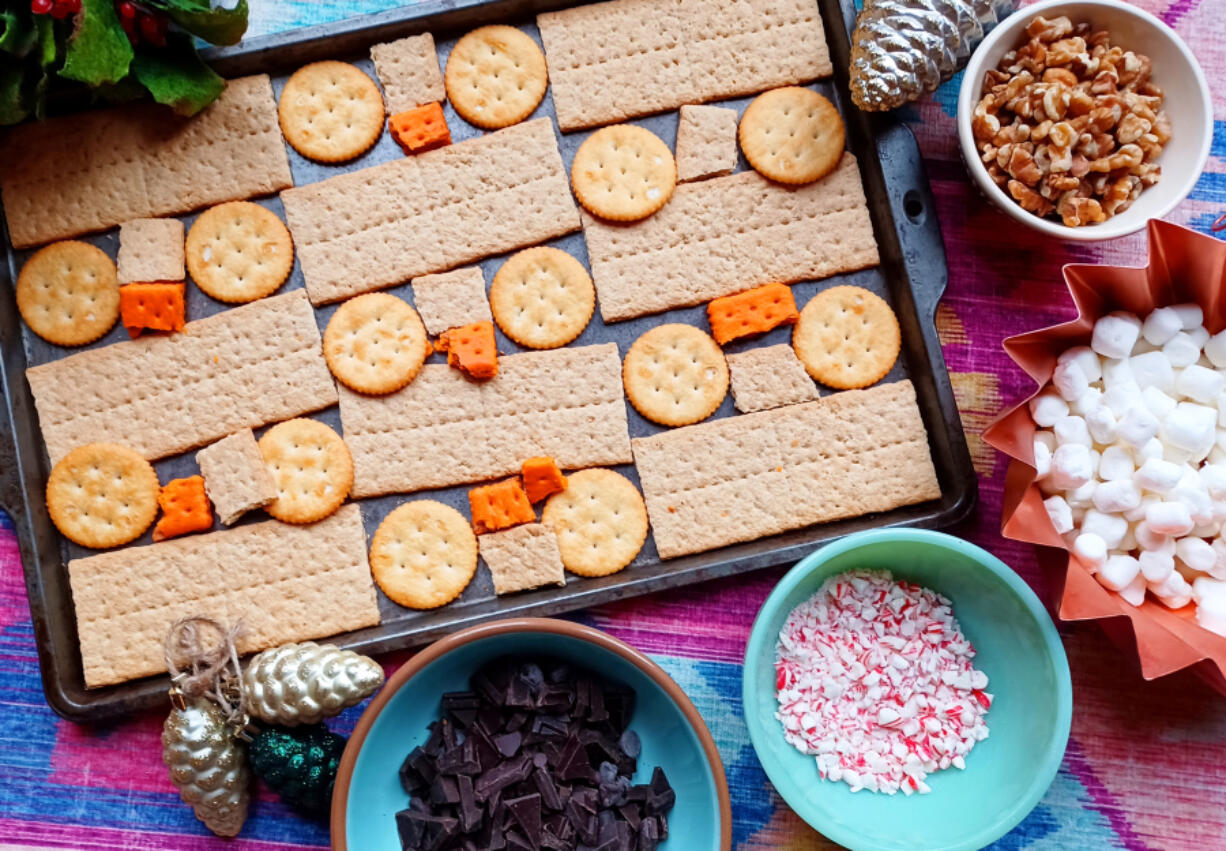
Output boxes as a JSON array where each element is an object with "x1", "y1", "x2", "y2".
[
  {"x1": 162, "y1": 696, "x2": 251, "y2": 838},
  {"x1": 850, "y1": 0, "x2": 1014, "y2": 111},
  {"x1": 242, "y1": 641, "x2": 384, "y2": 726}
]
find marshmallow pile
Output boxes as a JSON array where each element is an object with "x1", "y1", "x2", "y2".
[
  {"x1": 774, "y1": 570, "x2": 990, "y2": 795},
  {"x1": 1031, "y1": 304, "x2": 1226, "y2": 635}
]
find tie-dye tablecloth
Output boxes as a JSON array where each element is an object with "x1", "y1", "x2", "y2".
[{"x1": 1, "y1": 1, "x2": 1223, "y2": 848}]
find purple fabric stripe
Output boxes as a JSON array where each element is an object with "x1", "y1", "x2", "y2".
[{"x1": 1061, "y1": 739, "x2": 1153, "y2": 851}]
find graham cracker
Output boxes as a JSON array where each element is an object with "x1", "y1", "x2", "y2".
[
  {"x1": 478, "y1": 523, "x2": 566, "y2": 595},
  {"x1": 583, "y1": 155, "x2": 879, "y2": 321},
  {"x1": 280, "y1": 118, "x2": 581, "y2": 305},
  {"x1": 1, "y1": 76, "x2": 292, "y2": 249},
  {"x1": 117, "y1": 218, "x2": 185, "y2": 284},
  {"x1": 410, "y1": 266, "x2": 492, "y2": 336},
  {"x1": 371, "y1": 33, "x2": 446, "y2": 114},
  {"x1": 27, "y1": 290, "x2": 338, "y2": 465},
  {"x1": 195, "y1": 429, "x2": 277, "y2": 525},
  {"x1": 631, "y1": 380, "x2": 940, "y2": 559},
  {"x1": 537, "y1": 0, "x2": 832, "y2": 131},
  {"x1": 726, "y1": 344, "x2": 820, "y2": 413},
  {"x1": 69, "y1": 504, "x2": 379, "y2": 687},
  {"x1": 339, "y1": 343, "x2": 631, "y2": 498},
  {"x1": 675, "y1": 104, "x2": 739, "y2": 182}
]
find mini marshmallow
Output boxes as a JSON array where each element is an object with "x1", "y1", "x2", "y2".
[
  {"x1": 1176, "y1": 363, "x2": 1225, "y2": 405},
  {"x1": 1064, "y1": 479, "x2": 1098, "y2": 509},
  {"x1": 1101, "y1": 358, "x2": 1138, "y2": 391},
  {"x1": 1176, "y1": 536, "x2": 1217, "y2": 573},
  {"x1": 1117, "y1": 406, "x2": 1159, "y2": 449},
  {"x1": 1149, "y1": 571, "x2": 1193, "y2": 609},
  {"x1": 1032, "y1": 439, "x2": 1052, "y2": 478},
  {"x1": 1054, "y1": 415, "x2": 1092, "y2": 447},
  {"x1": 1141, "y1": 306, "x2": 1183, "y2": 346},
  {"x1": 1211, "y1": 538, "x2": 1226, "y2": 579},
  {"x1": 1029, "y1": 390, "x2": 1069, "y2": 428},
  {"x1": 1161, "y1": 402, "x2": 1217, "y2": 456},
  {"x1": 1212, "y1": 445, "x2": 1226, "y2": 465},
  {"x1": 1139, "y1": 549, "x2": 1175, "y2": 583},
  {"x1": 1092, "y1": 479, "x2": 1141, "y2": 514},
  {"x1": 1219, "y1": 395, "x2": 1226, "y2": 428},
  {"x1": 1163, "y1": 331, "x2": 1202, "y2": 368},
  {"x1": 1051, "y1": 360, "x2": 1090, "y2": 402},
  {"x1": 1098, "y1": 554, "x2": 1140, "y2": 591},
  {"x1": 1124, "y1": 496, "x2": 1156, "y2": 523},
  {"x1": 1169, "y1": 303, "x2": 1205, "y2": 330},
  {"x1": 1134, "y1": 521, "x2": 1175, "y2": 553},
  {"x1": 1085, "y1": 406, "x2": 1117, "y2": 445},
  {"x1": 1071, "y1": 532, "x2": 1107, "y2": 572},
  {"x1": 1140, "y1": 385, "x2": 1177, "y2": 418},
  {"x1": 1129, "y1": 351, "x2": 1175, "y2": 393},
  {"x1": 1133, "y1": 457, "x2": 1183, "y2": 494},
  {"x1": 1035, "y1": 431, "x2": 1056, "y2": 452},
  {"x1": 1138, "y1": 437, "x2": 1164, "y2": 461},
  {"x1": 1070, "y1": 386, "x2": 1104, "y2": 416},
  {"x1": 1193, "y1": 521, "x2": 1222, "y2": 539},
  {"x1": 1192, "y1": 578, "x2": 1226, "y2": 636},
  {"x1": 1081, "y1": 509, "x2": 1128, "y2": 549},
  {"x1": 1187, "y1": 326, "x2": 1211, "y2": 349},
  {"x1": 1043, "y1": 496, "x2": 1074, "y2": 534},
  {"x1": 1200, "y1": 464, "x2": 1226, "y2": 500},
  {"x1": 1102, "y1": 383, "x2": 1142, "y2": 414},
  {"x1": 1091, "y1": 312, "x2": 1142, "y2": 360},
  {"x1": 1050, "y1": 444, "x2": 1094, "y2": 490},
  {"x1": 1204, "y1": 329, "x2": 1226, "y2": 368},
  {"x1": 1098, "y1": 445, "x2": 1135, "y2": 481},
  {"x1": 1118, "y1": 572, "x2": 1147, "y2": 606},
  {"x1": 1172, "y1": 483, "x2": 1215, "y2": 525},
  {"x1": 1145, "y1": 501, "x2": 1195, "y2": 536},
  {"x1": 1058, "y1": 345, "x2": 1103, "y2": 380}
]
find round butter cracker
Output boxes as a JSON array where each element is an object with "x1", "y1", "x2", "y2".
[
  {"x1": 324, "y1": 293, "x2": 429, "y2": 394},
  {"x1": 279, "y1": 60, "x2": 385, "y2": 162},
  {"x1": 792, "y1": 285, "x2": 900, "y2": 389},
  {"x1": 258, "y1": 419, "x2": 353, "y2": 524},
  {"x1": 490, "y1": 247, "x2": 595, "y2": 349},
  {"x1": 186, "y1": 202, "x2": 294, "y2": 304},
  {"x1": 571, "y1": 125, "x2": 676, "y2": 221},
  {"x1": 622, "y1": 323, "x2": 728, "y2": 427},
  {"x1": 17, "y1": 241, "x2": 119, "y2": 346},
  {"x1": 370, "y1": 500, "x2": 478, "y2": 609},
  {"x1": 445, "y1": 25, "x2": 547, "y2": 129},
  {"x1": 739, "y1": 87, "x2": 845, "y2": 185},
  {"x1": 542, "y1": 468, "x2": 647, "y2": 577},
  {"x1": 46, "y1": 443, "x2": 159, "y2": 548}
]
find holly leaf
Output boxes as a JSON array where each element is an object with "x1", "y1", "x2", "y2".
[
  {"x1": 0, "y1": 8, "x2": 36, "y2": 56},
  {"x1": 60, "y1": 0, "x2": 134, "y2": 86},
  {"x1": 144, "y1": 0, "x2": 249, "y2": 46},
  {"x1": 0, "y1": 57, "x2": 29, "y2": 125},
  {"x1": 131, "y1": 39, "x2": 224, "y2": 116},
  {"x1": 36, "y1": 15, "x2": 57, "y2": 67}
]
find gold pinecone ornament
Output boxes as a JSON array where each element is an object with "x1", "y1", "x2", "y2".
[
  {"x1": 162, "y1": 695, "x2": 252, "y2": 838},
  {"x1": 849, "y1": 0, "x2": 1014, "y2": 111},
  {"x1": 242, "y1": 641, "x2": 384, "y2": 726}
]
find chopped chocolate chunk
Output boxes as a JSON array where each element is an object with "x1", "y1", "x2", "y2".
[
  {"x1": 617, "y1": 730, "x2": 641, "y2": 760},
  {"x1": 506, "y1": 793, "x2": 542, "y2": 849},
  {"x1": 431, "y1": 775, "x2": 461, "y2": 806},
  {"x1": 494, "y1": 731, "x2": 523, "y2": 758}
]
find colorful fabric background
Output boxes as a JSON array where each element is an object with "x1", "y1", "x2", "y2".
[{"x1": 1, "y1": 0, "x2": 1223, "y2": 848}]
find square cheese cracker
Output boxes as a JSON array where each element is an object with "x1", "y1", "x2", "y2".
[
  {"x1": 195, "y1": 428, "x2": 277, "y2": 525},
  {"x1": 411, "y1": 266, "x2": 492, "y2": 336},
  {"x1": 479, "y1": 523, "x2": 566, "y2": 595},
  {"x1": 371, "y1": 33, "x2": 446, "y2": 114},
  {"x1": 727, "y1": 344, "x2": 820, "y2": 413},
  {"x1": 117, "y1": 218, "x2": 185, "y2": 283},
  {"x1": 675, "y1": 104, "x2": 739, "y2": 182}
]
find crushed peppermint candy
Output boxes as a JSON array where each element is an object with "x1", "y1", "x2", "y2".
[{"x1": 774, "y1": 569, "x2": 992, "y2": 795}]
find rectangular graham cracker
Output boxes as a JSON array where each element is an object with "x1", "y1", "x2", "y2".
[
  {"x1": 537, "y1": 0, "x2": 833, "y2": 130},
  {"x1": 27, "y1": 290, "x2": 338, "y2": 465},
  {"x1": 632, "y1": 380, "x2": 941, "y2": 559},
  {"x1": 0, "y1": 75, "x2": 292, "y2": 249},
  {"x1": 371, "y1": 33, "x2": 446, "y2": 113},
  {"x1": 68, "y1": 505, "x2": 379, "y2": 687},
  {"x1": 281, "y1": 118, "x2": 581, "y2": 305},
  {"x1": 339, "y1": 343, "x2": 632, "y2": 498},
  {"x1": 117, "y1": 218, "x2": 185, "y2": 283},
  {"x1": 727, "y1": 344, "x2": 820, "y2": 413},
  {"x1": 675, "y1": 104, "x2": 739, "y2": 182},
  {"x1": 584, "y1": 155, "x2": 879, "y2": 321},
  {"x1": 195, "y1": 429, "x2": 277, "y2": 525},
  {"x1": 411, "y1": 266, "x2": 492, "y2": 336},
  {"x1": 479, "y1": 523, "x2": 567, "y2": 595}
]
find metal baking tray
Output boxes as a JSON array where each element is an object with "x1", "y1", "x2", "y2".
[{"x1": 0, "y1": 0, "x2": 976, "y2": 722}]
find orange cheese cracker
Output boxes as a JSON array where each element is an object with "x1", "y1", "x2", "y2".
[
  {"x1": 436, "y1": 320, "x2": 498, "y2": 381},
  {"x1": 153, "y1": 475, "x2": 213, "y2": 542},
  {"x1": 522, "y1": 456, "x2": 566, "y2": 503},
  {"x1": 120, "y1": 283, "x2": 186, "y2": 339},
  {"x1": 389, "y1": 102, "x2": 451, "y2": 154},
  {"x1": 706, "y1": 283, "x2": 798, "y2": 346},
  {"x1": 468, "y1": 478, "x2": 535, "y2": 534}
]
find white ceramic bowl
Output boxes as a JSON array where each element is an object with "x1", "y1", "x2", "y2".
[{"x1": 956, "y1": 0, "x2": 1212, "y2": 241}]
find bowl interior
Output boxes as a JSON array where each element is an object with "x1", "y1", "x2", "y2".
[
  {"x1": 958, "y1": 0, "x2": 1211, "y2": 241},
  {"x1": 345, "y1": 630, "x2": 726, "y2": 850},
  {"x1": 743, "y1": 530, "x2": 1072, "y2": 851}
]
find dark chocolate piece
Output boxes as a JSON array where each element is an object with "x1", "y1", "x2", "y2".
[
  {"x1": 506, "y1": 793, "x2": 542, "y2": 849},
  {"x1": 494, "y1": 731, "x2": 523, "y2": 758}
]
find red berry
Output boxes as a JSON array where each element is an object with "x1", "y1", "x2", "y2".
[
  {"x1": 30, "y1": 0, "x2": 53, "y2": 14},
  {"x1": 49, "y1": 2, "x2": 71, "y2": 19},
  {"x1": 138, "y1": 11, "x2": 165, "y2": 46},
  {"x1": 118, "y1": 1, "x2": 136, "y2": 19}
]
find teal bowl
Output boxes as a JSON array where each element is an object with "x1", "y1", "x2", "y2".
[
  {"x1": 332, "y1": 618, "x2": 732, "y2": 850},
  {"x1": 743, "y1": 529, "x2": 1072, "y2": 851}
]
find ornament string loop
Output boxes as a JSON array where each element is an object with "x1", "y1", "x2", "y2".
[{"x1": 164, "y1": 616, "x2": 246, "y2": 727}]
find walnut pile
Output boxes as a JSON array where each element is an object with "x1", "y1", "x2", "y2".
[{"x1": 972, "y1": 15, "x2": 1169, "y2": 228}]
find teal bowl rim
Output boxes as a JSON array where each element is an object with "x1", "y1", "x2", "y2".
[
  {"x1": 331, "y1": 616, "x2": 734, "y2": 850},
  {"x1": 741, "y1": 528, "x2": 1073, "y2": 851}
]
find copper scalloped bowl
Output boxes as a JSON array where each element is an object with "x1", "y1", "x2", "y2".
[{"x1": 984, "y1": 220, "x2": 1226, "y2": 694}]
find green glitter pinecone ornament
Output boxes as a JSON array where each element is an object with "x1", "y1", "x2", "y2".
[{"x1": 249, "y1": 724, "x2": 347, "y2": 818}]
